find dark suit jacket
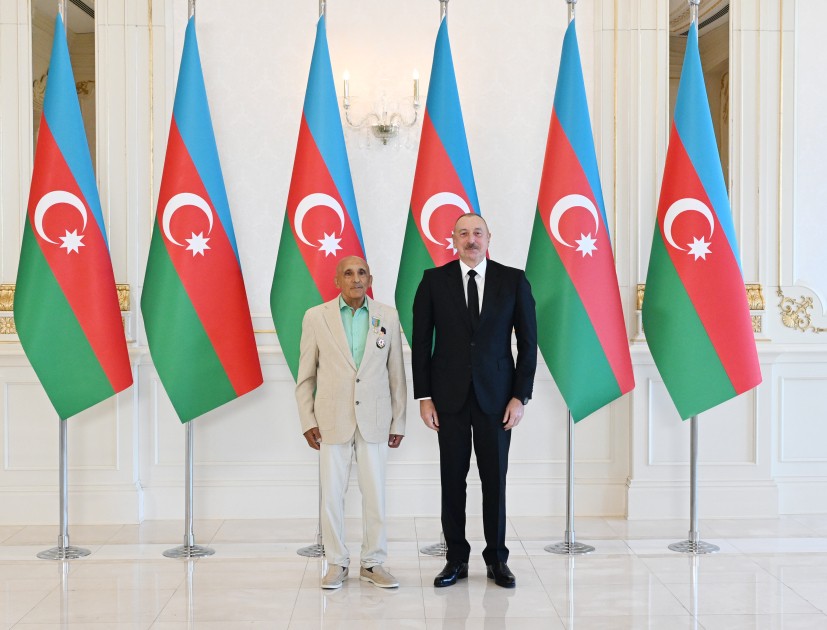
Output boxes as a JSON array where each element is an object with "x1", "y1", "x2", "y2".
[{"x1": 411, "y1": 259, "x2": 538, "y2": 415}]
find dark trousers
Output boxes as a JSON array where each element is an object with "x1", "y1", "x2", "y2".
[{"x1": 437, "y1": 385, "x2": 511, "y2": 565}]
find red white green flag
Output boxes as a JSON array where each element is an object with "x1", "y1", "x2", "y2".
[
  {"x1": 141, "y1": 17, "x2": 262, "y2": 422},
  {"x1": 14, "y1": 14, "x2": 132, "y2": 420},
  {"x1": 642, "y1": 22, "x2": 761, "y2": 419},
  {"x1": 271, "y1": 16, "x2": 368, "y2": 380},
  {"x1": 525, "y1": 20, "x2": 634, "y2": 422},
  {"x1": 395, "y1": 17, "x2": 481, "y2": 339}
]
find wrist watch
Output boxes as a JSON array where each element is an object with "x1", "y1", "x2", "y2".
[{"x1": 521, "y1": 396, "x2": 530, "y2": 405}]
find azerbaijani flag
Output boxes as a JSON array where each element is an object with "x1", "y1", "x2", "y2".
[
  {"x1": 271, "y1": 15, "x2": 367, "y2": 380},
  {"x1": 525, "y1": 19, "x2": 634, "y2": 422},
  {"x1": 395, "y1": 16, "x2": 481, "y2": 340},
  {"x1": 14, "y1": 13, "x2": 132, "y2": 420},
  {"x1": 642, "y1": 22, "x2": 761, "y2": 420},
  {"x1": 142, "y1": 16, "x2": 262, "y2": 422}
]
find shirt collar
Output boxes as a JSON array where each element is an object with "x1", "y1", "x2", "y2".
[
  {"x1": 339, "y1": 294, "x2": 369, "y2": 313},
  {"x1": 459, "y1": 258, "x2": 487, "y2": 279}
]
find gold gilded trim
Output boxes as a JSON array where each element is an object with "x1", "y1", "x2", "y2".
[
  {"x1": 0, "y1": 284, "x2": 14, "y2": 311},
  {"x1": 637, "y1": 283, "x2": 764, "y2": 313},
  {"x1": 777, "y1": 288, "x2": 827, "y2": 334},
  {"x1": 0, "y1": 318, "x2": 16, "y2": 335},
  {"x1": 746, "y1": 283, "x2": 765, "y2": 310},
  {"x1": 1, "y1": 283, "x2": 130, "y2": 312},
  {"x1": 752, "y1": 315, "x2": 762, "y2": 333},
  {"x1": 636, "y1": 284, "x2": 645, "y2": 311},
  {"x1": 116, "y1": 284, "x2": 130, "y2": 311}
]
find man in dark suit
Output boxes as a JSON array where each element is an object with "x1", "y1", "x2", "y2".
[{"x1": 412, "y1": 213, "x2": 537, "y2": 588}]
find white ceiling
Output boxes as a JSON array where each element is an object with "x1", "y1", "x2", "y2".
[{"x1": 33, "y1": 0, "x2": 95, "y2": 34}]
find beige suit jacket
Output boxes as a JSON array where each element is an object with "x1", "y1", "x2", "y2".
[{"x1": 295, "y1": 297, "x2": 407, "y2": 445}]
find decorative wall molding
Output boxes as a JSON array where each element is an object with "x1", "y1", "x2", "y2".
[{"x1": 777, "y1": 288, "x2": 827, "y2": 334}]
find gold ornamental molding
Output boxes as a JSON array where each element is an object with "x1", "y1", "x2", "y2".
[
  {"x1": 636, "y1": 282, "x2": 765, "y2": 333},
  {"x1": 777, "y1": 288, "x2": 827, "y2": 334},
  {"x1": 0, "y1": 284, "x2": 130, "y2": 336}
]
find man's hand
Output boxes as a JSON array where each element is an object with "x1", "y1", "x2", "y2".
[
  {"x1": 502, "y1": 398, "x2": 525, "y2": 430},
  {"x1": 388, "y1": 434, "x2": 404, "y2": 448},
  {"x1": 303, "y1": 427, "x2": 322, "y2": 450},
  {"x1": 420, "y1": 399, "x2": 439, "y2": 431}
]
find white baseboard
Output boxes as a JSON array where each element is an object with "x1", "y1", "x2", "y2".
[{"x1": 626, "y1": 479, "x2": 780, "y2": 519}]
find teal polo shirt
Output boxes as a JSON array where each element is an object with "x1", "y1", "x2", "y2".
[{"x1": 339, "y1": 295, "x2": 369, "y2": 369}]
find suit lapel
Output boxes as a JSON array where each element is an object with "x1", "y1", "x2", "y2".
[
  {"x1": 478, "y1": 260, "x2": 500, "y2": 328},
  {"x1": 323, "y1": 300, "x2": 357, "y2": 371},
  {"x1": 358, "y1": 299, "x2": 381, "y2": 375}
]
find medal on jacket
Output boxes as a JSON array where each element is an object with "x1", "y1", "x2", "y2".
[
  {"x1": 371, "y1": 315, "x2": 381, "y2": 333},
  {"x1": 376, "y1": 325, "x2": 387, "y2": 349}
]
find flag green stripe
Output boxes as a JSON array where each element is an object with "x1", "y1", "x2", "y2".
[
  {"x1": 271, "y1": 213, "x2": 324, "y2": 381},
  {"x1": 14, "y1": 225, "x2": 114, "y2": 419},
  {"x1": 525, "y1": 211, "x2": 620, "y2": 421},
  {"x1": 642, "y1": 229, "x2": 735, "y2": 419},
  {"x1": 394, "y1": 210, "x2": 434, "y2": 343},
  {"x1": 142, "y1": 227, "x2": 236, "y2": 422}
]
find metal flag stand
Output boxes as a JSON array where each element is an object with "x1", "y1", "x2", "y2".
[
  {"x1": 668, "y1": 414, "x2": 719, "y2": 554},
  {"x1": 296, "y1": 461, "x2": 324, "y2": 558},
  {"x1": 546, "y1": 410, "x2": 594, "y2": 555},
  {"x1": 418, "y1": 0, "x2": 451, "y2": 560},
  {"x1": 163, "y1": 422, "x2": 214, "y2": 558},
  {"x1": 35, "y1": 0, "x2": 90, "y2": 567},
  {"x1": 38, "y1": 419, "x2": 91, "y2": 560},
  {"x1": 294, "y1": 0, "x2": 331, "y2": 561}
]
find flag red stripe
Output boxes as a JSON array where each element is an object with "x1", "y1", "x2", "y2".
[
  {"x1": 409, "y1": 113, "x2": 475, "y2": 267},
  {"x1": 537, "y1": 112, "x2": 634, "y2": 393},
  {"x1": 285, "y1": 115, "x2": 368, "y2": 301},
  {"x1": 658, "y1": 126, "x2": 760, "y2": 394},
  {"x1": 28, "y1": 119, "x2": 131, "y2": 392},
  {"x1": 156, "y1": 121, "x2": 261, "y2": 395}
]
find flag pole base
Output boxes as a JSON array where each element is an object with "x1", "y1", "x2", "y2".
[
  {"x1": 419, "y1": 541, "x2": 447, "y2": 556},
  {"x1": 296, "y1": 543, "x2": 324, "y2": 558},
  {"x1": 163, "y1": 544, "x2": 215, "y2": 559},
  {"x1": 668, "y1": 539, "x2": 719, "y2": 554},
  {"x1": 545, "y1": 541, "x2": 595, "y2": 555},
  {"x1": 37, "y1": 545, "x2": 90, "y2": 560}
]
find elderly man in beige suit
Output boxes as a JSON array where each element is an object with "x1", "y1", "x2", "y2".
[{"x1": 296, "y1": 256, "x2": 407, "y2": 590}]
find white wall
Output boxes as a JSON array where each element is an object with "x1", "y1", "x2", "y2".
[{"x1": 1, "y1": 0, "x2": 826, "y2": 524}]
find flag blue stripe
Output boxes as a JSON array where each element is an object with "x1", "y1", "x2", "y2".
[
  {"x1": 301, "y1": 16, "x2": 365, "y2": 251},
  {"x1": 553, "y1": 20, "x2": 610, "y2": 238},
  {"x1": 673, "y1": 23, "x2": 741, "y2": 272},
  {"x1": 42, "y1": 14, "x2": 108, "y2": 248},
  {"x1": 172, "y1": 17, "x2": 240, "y2": 262},
  {"x1": 426, "y1": 18, "x2": 481, "y2": 216}
]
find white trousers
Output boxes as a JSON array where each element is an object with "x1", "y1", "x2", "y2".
[{"x1": 319, "y1": 427, "x2": 388, "y2": 568}]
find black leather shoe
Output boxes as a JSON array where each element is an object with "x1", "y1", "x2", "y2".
[
  {"x1": 486, "y1": 562, "x2": 516, "y2": 588},
  {"x1": 434, "y1": 560, "x2": 468, "y2": 587}
]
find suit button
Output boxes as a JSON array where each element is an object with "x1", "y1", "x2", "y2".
[
  {"x1": 355, "y1": 401, "x2": 360, "y2": 405},
  {"x1": 356, "y1": 378, "x2": 360, "y2": 383},
  {"x1": 470, "y1": 342, "x2": 475, "y2": 347}
]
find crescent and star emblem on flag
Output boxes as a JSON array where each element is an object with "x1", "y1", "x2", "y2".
[
  {"x1": 294, "y1": 193, "x2": 346, "y2": 257},
  {"x1": 34, "y1": 190, "x2": 88, "y2": 255},
  {"x1": 420, "y1": 192, "x2": 471, "y2": 255},
  {"x1": 663, "y1": 197, "x2": 715, "y2": 261},
  {"x1": 548, "y1": 193, "x2": 600, "y2": 258},
  {"x1": 161, "y1": 192, "x2": 214, "y2": 257}
]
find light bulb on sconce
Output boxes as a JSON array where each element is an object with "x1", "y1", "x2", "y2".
[{"x1": 341, "y1": 69, "x2": 422, "y2": 146}]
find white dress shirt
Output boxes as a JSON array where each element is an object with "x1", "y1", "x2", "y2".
[{"x1": 459, "y1": 258, "x2": 486, "y2": 313}]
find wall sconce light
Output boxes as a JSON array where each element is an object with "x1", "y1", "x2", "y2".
[{"x1": 342, "y1": 70, "x2": 421, "y2": 146}]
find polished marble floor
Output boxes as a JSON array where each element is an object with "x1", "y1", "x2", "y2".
[{"x1": 2, "y1": 516, "x2": 827, "y2": 628}]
